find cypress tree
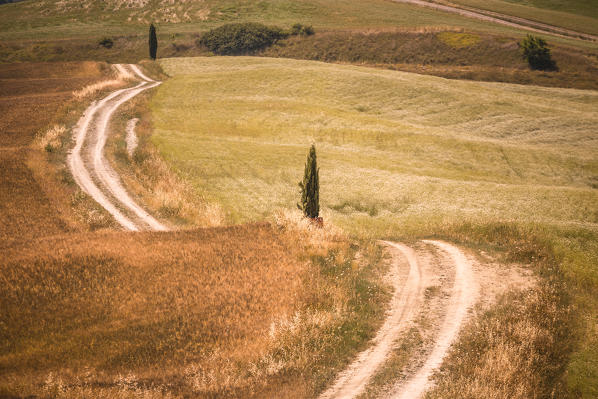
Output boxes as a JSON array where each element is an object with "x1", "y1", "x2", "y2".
[
  {"x1": 149, "y1": 23, "x2": 158, "y2": 60},
  {"x1": 298, "y1": 144, "x2": 320, "y2": 219}
]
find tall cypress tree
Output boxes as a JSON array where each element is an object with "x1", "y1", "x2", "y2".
[
  {"x1": 298, "y1": 144, "x2": 320, "y2": 219},
  {"x1": 149, "y1": 23, "x2": 158, "y2": 60}
]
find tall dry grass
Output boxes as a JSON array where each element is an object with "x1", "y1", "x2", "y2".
[
  {"x1": 33, "y1": 124, "x2": 66, "y2": 151},
  {"x1": 0, "y1": 220, "x2": 389, "y2": 398}
]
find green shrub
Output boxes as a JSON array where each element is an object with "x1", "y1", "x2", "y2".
[
  {"x1": 98, "y1": 37, "x2": 113, "y2": 49},
  {"x1": 290, "y1": 23, "x2": 315, "y2": 36},
  {"x1": 519, "y1": 34, "x2": 556, "y2": 71},
  {"x1": 199, "y1": 23, "x2": 288, "y2": 55}
]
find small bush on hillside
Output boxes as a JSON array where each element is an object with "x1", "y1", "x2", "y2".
[
  {"x1": 199, "y1": 23, "x2": 288, "y2": 55},
  {"x1": 519, "y1": 34, "x2": 556, "y2": 71},
  {"x1": 98, "y1": 37, "x2": 114, "y2": 49},
  {"x1": 290, "y1": 23, "x2": 315, "y2": 36}
]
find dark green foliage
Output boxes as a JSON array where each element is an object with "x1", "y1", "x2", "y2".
[
  {"x1": 98, "y1": 37, "x2": 113, "y2": 49},
  {"x1": 149, "y1": 23, "x2": 158, "y2": 60},
  {"x1": 298, "y1": 144, "x2": 320, "y2": 219},
  {"x1": 198, "y1": 23, "x2": 288, "y2": 55},
  {"x1": 290, "y1": 23, "x2": 315, "y2": 36},
  {"x1": 519, "y1": 34, "x2": 556, "y2": 70}
]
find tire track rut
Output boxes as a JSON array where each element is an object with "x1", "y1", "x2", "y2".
[
  {"x1": 68, "y1": 64, "x2": 167, "y2": 232},
  {"x1": 321, "y1": 240, "x2": 477, "y2": 399}
]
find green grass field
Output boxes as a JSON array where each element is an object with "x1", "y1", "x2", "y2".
[
  {"x1": 151, "y1": 56, "x2": 598, "y2": 396},
  {"x1": 152, "y1": 57, "x2": 597, "y2": 232},
  {"x1": 0, "y1": 0, "x2": 596, "y2": 60},
  {"x1": 0, "y1": 0, "x2": 529, "y2": 38},
  {"x1": 450, "y1": 0, "x2": 598, "y2": 35}
]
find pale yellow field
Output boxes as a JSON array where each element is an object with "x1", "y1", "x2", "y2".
[{"x1": 152, "y1": 56, "x2": 598, "y2": 237}]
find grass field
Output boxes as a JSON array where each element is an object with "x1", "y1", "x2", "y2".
[
  {"x1": 1, "y1": 225, "x2": 390, "y2": 398},
  {"x1": 450, "y1": 0, "x2": 598, "y2": 35},
  {"x1": 151, "y1": 56, "x2": 598, "y2": 397},
  {"x1": 0, "y1": 0, "x2": 562, "y2": 37},
  {"x1": 1, "y1": 0, "x2": 596, "y2": 65},
  {"x1": 153, "y1": 57, "x2": 598, "y2": 231}
]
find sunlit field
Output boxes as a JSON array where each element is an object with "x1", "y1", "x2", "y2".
[
  {"x1": 1, "y1": 0, "x2": 596, "y2": 64},
  {"x1": 151, "y1": 56, "x2": 598, "y2": 396},
  {"x1": 1, "y1": 0, "x2": 597, "y2": 395},
  {"x1": 153, "y1": 57, "x2": 598, "y2": 236}
]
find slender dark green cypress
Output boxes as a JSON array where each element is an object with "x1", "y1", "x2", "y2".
[
  {"x1": 298, "y1": 144, "x2": 320, "y2": 218},
  {"x1": 149, "y1": 23, "x2": 158, "y2": 60}
]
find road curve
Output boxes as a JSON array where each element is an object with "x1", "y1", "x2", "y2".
[
  {"x1": 320, "y1": 241, "x2": 423, "y2": 399},
  {"x1": 68, "y1": 64, "x2": 168, "y2": 232},
  {"x1": 321, "y1": 241, "x2": 477, "y2": 399},
  {"x1": 391, "y1": 240, "x2": 477, "y2": 398},
  {"x1": 392, "y1": 0, "x2": 597, "y2": 42}
]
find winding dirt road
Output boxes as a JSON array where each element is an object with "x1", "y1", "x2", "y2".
[
  {"x1": 392, "y1": 240, "x2": 478, "y2": 399},
  {"x1": 68, "y1": 64, "x2": 167, "y2": 232},
  {"x1": 320, "y1": 242, "x2": 423, "y2": 399},
  {"x1": 321, "y1": 240, "x2": 477, "y2": 399},
  {"x1": 392, "y1": 0, "x2": 597, "y2": 42}
]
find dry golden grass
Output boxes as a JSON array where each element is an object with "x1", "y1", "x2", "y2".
[
  {"x1": 423, "y1": 228, "x2": 575, "y2": 399},
  {"x1": 0, "y1": 225, "x2": 300, "y2": 393},
  {"x1": 72, "y1": 79, "x2": 125, "y2": 99},
  {"x1": 0, "y1": 222, "x2": 388, "y2": 398},
  {"x1": 33, "y1": 124, "x2": 66, "y2": 151},
  {"x1": 0, "y1": 61, "x2": 113, "y2": 246}
]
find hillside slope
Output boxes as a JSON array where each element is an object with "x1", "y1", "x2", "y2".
[
  {"x1": 151, "y1": 56, "x2": 598, "y2": 397},
  {"x1": 449, "y1": 0, "x2": 598, "y2": 35}
]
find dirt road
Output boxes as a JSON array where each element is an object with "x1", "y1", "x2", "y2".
[
  {"x1": 392, "y1": 0, "x2": 597, "y2": 42},
  {"x1": 320, "y1": 241, "x2": 423, "y2": 399},
  {"x1": 68, "y1": 64, "x2": 168, "y2": 232},
  {"x1": 391, "y1": 240, "x2": 478, "y2": 399},
  {"x1": 321, "y1": 240, "x2": 477, "y2": 399}
]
